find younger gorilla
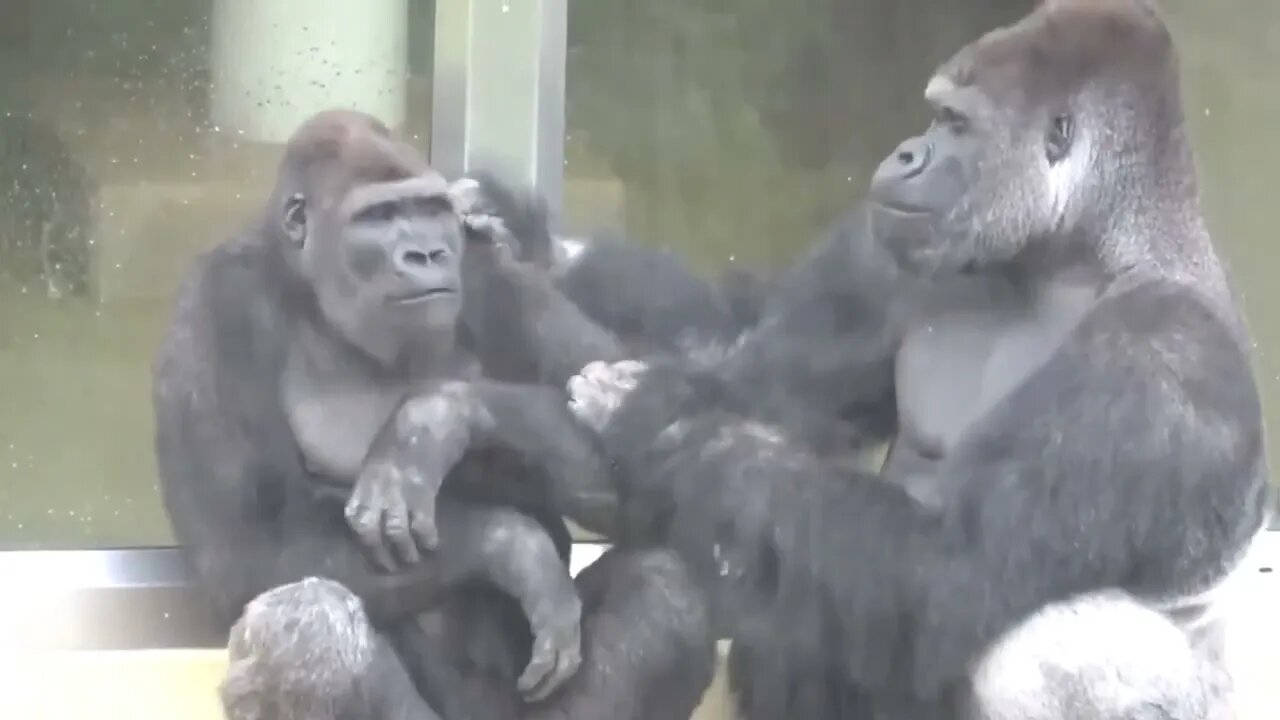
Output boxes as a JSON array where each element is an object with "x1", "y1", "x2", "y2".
[{"x1": 153, "y1": 110, "x2": 713, "y2": 720}]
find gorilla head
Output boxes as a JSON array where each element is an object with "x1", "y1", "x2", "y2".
[
  {"x1": 868, "y1": 0, "x2": 1188, "y2": 276},
  {"x1": 269, "y1": 110, "x2": 466, "y2": 366}
]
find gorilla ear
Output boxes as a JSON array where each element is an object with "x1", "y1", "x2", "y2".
[
  {"x1": 281, "y1": 193, "x2": 308, "y2": 247},
  {"x1": 1046, "y1": 114, "x2": 1074, "y2": 165}
]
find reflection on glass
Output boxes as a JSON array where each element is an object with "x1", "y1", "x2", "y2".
[
  {"x1": 0, "y1": 0, "x2": 436, "y2": 549},
  {"x1": 562, "y1": 1, "x2": 1031, "y2": 269},
  {"x1": 1, "y1": 0, "x2": 1278, "y2": 552},
  {"x1": 563, "y1": 0, "x2": 1280, "y2": 485}
]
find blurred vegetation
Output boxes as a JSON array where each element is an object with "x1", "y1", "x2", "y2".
[{"x1": 563, "y1": 0, "x2": 1030, "y2": 271}]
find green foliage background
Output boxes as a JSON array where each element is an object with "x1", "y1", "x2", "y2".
[{"x1": 562, "y1": 0, "x2": 1030, "y2": 271}]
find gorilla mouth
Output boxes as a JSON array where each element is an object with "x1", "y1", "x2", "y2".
[
  {"x1": 872, "y1": 201, "x2": 932, "y2": 217},
  {"x1": 390, "y1": 287, "x2": 457, "y2": 305}
]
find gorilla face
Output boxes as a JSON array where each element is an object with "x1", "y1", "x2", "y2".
[
  {"x1": 867, "y1": 71, "x2": 1086, "y2": 276},
  {"x1": 283, "y1": 176, "x2": 466, "y2": 362}
]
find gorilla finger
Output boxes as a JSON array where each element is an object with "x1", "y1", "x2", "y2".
[
  {"x1": 349, "y1": 508, "x2": 398, "y2": 572},
  {"x1": 403, "y1": 475, "x2": 441, "y2": 549},
  {"x1": 581, "y1": 361, "x2": 614, "y2": 383},
  {"x1": 566, "y1": 374, "x2": 591, "y2": 400},
  {"x1": 384, "y1": 502, "x2": 421, "y2": 567},
  {"x1": 446, "y1": 177, "x2": 482, "y2": 212},
  {"x1": 517, "y1": 642, "x2": 556, "y2": 698},
  {"x1": 613, "y1": 359, "x2": 649, "y2": 380},
  {"x1": 524, "y1": 642, "x2": 582, "y2": 702},
  {"x1": 409, "y1": 510, "x2": 439, "y2": 551}
]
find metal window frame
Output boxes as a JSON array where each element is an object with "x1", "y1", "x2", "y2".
[{"x1": 429, "y1": 0, "x2": 568, "y2": 224}]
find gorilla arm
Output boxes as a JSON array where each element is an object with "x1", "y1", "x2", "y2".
[
  {"x1": 348, "y1": 376, "x2": 621, "y2": 561},
  {"x1": 712, "y1": 206, "x2": 912, "y2": 453},
  {"x1": 154, "y1": 244, "x2": 579, "y2": 632},
  {"x1": 459, "y1": 224, "x2": 629, "y2": 388},
  {"x1": 571, "y1": 281, "x2": 1268, "y2": 703}
]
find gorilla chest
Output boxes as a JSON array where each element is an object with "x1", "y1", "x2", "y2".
[
  {"x1": 283, "y1": 375, "x2": 409, "y2": 481},
  {"x1": 894, "y1": 284, "x2": 1095, "y2": 458}
]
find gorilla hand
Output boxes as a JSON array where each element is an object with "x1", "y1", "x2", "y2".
[
  {"x1": 469, "y1": 508, "x2": 584, "y2": 702},
  {"x1": 345, "y1": 384, "x2": 475, "y2": 571},
  {"x1": 449, "y1": 177, "x2": 518, "y2": 261},
  {"x1": 567, "y1": 360, "x2": 650, "y2": 433},
  {"x1": 519, "y1": 585, "x2": 584, "y2": 702},
  {"x1": 345, "y1": 460, "x2": 443, "y2": 571}
]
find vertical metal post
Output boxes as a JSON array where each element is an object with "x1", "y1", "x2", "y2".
[{"x1": 430, "y1": 0, "x2": 568, "y2": 223}]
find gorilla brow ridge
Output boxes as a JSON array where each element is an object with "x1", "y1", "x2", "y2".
[
  {"x1": 937, "y1": 0, "x2": 1175, "y2": 109},
  {"x1": 277, "y1": 109, "x2": 426, "y2": 205}
]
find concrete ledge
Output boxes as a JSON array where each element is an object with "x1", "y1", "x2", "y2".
[
  {"x1": 1, "y1": 538, "x2": 1276, "y2": 720},
  {"x1": 0, "y1": 645, "x2": 737, "y2": 720},
  {"x1": 0, "y1": 649, "x2": 229, "y2": 720}
]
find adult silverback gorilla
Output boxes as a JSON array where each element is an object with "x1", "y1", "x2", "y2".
[
  {"x1": 564, "y1": 1, "x2": 1270, "y2": 718},
  {"x1": 153, "y1": 109, "x2": 713, "y2": 720}
]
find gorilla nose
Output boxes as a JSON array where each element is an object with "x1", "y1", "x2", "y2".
[
  {"x1": 394, "y1": 244, "x2": 449, "y2": 272},
  {"x1": 888, "y1": 137, "x2": 932, "y2": 180}
]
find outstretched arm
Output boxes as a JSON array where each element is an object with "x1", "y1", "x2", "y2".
[
  {"x1": 454, "y1": 180, "x2": 629, "y2": 387},
  {"x1": 461, "y1": 242, "x2": 629, "y2": 387},
  {"x1": 713, "y1": 206, "x2": 913, "y2": 452}
]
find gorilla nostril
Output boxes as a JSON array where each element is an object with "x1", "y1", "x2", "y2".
[
  {"x1": 897, "y1": 150, "x2": 916, "y2": 166},
  {"x1": 427, "y1": 249, "x2": 448, "y2": 264},
  {"x1": 400, "y1": 250, "x2": 429, "y2": 267}
]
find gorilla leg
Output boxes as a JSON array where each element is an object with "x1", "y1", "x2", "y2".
[
  {"x1": 222, "y1": 549, "x2": 715, "y2": 720},
  {"x1": 524, "y1": 547, "x2": 716, "y2": 720},
  {"x1": 968, "y1": 591, "x2": 1233, "y2": 720}
]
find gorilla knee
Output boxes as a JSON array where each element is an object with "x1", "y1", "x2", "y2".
[
  {"x1": 969, "y1": 591, "x2": 1228, "y2": 720},
  {"x1": 585, "y1": 548, "x2": 712, "y2": 650},
  {"x1": 220, "y1": 578, "x2": 379, "y2": 720}
]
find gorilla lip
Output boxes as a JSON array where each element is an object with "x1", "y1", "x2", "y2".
[
  {"x1": 390, "y1": 287, "x2": 457, "y2": 305},
  {"x1": 871, "y1": 200, "x2": 931, "y2": 217}
]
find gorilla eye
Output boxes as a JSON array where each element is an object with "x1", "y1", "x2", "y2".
[
  {"x1": 1046, "y1": 114, "x2": 1074, "y2": 164},
  {"x1": 282, "y1": 194, "x2": 307, "y2": 246}
]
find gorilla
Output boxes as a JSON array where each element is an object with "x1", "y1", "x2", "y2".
[
  {"x1": 152, "y1": 109, "x2": 714, "y2": 720},
  {"x1": 562, "y1": 1, "x2": 1272, "y2": 718},
  {"x1": 200, "y1": 2, "x2": 1270, "y2": 720}
]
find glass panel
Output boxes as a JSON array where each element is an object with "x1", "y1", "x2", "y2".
[
  {"x1": 563, "y1": 0, "x2": 1280, "y2": 485},
  {"x1": 0, "y1": 0, "x2": 436, "y2": 549},
  {"x1": 1166, "y1": 2, "x2": 1280, "y2": 494}
]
